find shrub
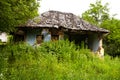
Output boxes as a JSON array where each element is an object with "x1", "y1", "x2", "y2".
[{"x1": 0, "y1": 41, "x2": 120, "y2": 80}]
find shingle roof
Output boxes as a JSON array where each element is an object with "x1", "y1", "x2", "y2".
[{"x1": 20, "y1": 10, "x2": 109, "y2": 33}]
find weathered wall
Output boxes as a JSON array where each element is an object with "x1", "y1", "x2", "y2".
[
  {"x1": 26, "y1": 29, "x2": 41, "y2": 45},
  {"x1": 88, "y1": 34, "x2": 102, "y2": 52},
  {"x1": 25, "y1": 28, "x2": 53, "y2": 45},
  {"x1": 26, "y1": 33, "x2": 36, "y2": 45},
  {"x1": 24, "y1": 28, "x2": 103, "y2": 51}
]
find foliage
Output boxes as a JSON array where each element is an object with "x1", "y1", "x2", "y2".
[
  {"x1": 82, "y1": 0, "x2": 120, "y2": 56},
  {"x1": 101, "y1": 18, "x2": 120, "y2": 56},
  {"x1": 0, "y1": 0, "x2": 39, "y2": 32},
  {"x1": 0, "y1": 41, "x2": 120, "y2": 80},
  {"x1": 82, "y1": 0, "x2": 110, "y2": 26}
]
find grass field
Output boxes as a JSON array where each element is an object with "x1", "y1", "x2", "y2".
[{"x1": 0, "y1": 40, "x2": 120, "y2": 80}]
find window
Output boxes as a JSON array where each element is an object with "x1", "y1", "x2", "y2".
[
  {"x1": 52, "y1": 35, "x2": 58, "y2": 41},
  {"x1": 36, "y1": 35, "x2": 43, "y2": 44}
]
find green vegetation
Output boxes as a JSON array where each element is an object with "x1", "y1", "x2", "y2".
[
  {"x1": 101, "y1": 18, "x2": 120, "y2": 57},
  {"x1": 0, "y1": 0, "x2": 120, "y2": 79},
  {"x1": 0, "y1": 41, "x2": 120, "y2": 80},
  {"x1": 82, "y1": 0, "x2": 109, "y2": 26},
  {"x1": 0, "y1": 0, "x2": 39, "y2": 32},
  {"x1": 82, "y1": 0, "x2": 120, "y2": 57}
]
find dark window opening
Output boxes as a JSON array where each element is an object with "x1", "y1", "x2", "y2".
[
  {"x1": 68, "y1": 33, "x2": 88, "y2": 48},
  {"x1": 52, "y1": 35, "x2": 59, "y2": 41},
  {"x1": 14, "y1": 35, "x2": 24, "y2": 42},
  {"x1": 36, "y1": 35, "x2": 43, "y2": 44}
]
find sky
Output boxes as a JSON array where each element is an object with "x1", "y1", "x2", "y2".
[{"x1": 38, "y1": 0, "x2": 120, "y2": 19}]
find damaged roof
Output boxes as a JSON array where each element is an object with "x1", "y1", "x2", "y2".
[{"x1": 20, "y1": 10, "x2": 109, "y2": 33}]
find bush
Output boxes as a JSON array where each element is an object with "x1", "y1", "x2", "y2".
[{"x1": 0, "y1": 41, "x2": 120, "y2": 80}]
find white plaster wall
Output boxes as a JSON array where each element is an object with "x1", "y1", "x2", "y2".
[{"x1": 0, "y1": 32, "x2": 7, "y2": 42}]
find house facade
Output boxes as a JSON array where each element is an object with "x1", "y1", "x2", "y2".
[{"x1": 14, "y1": 10, "x2": 109, "y2": 53}]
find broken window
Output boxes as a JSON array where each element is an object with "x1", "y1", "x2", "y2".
[
  {"x1": 52, "y1": 35, "x2": 59, "y2": 41},
  {"x1": 36, "y1": 35, "x2": 43, "y2": 44},
  {"x1": 14, "y1": 34, "x2": 25, "y2": 42}
]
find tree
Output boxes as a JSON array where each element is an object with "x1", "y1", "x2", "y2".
[
  {"x1": 82, "y1": 0, "x2": 110, "y2": 26},
  {"x1": 82, "y1": 0, "x2": 120, "y2": 57},
  {"x1": 101, "y1": 18, "x2": 120, "y2": 57},
  {"x1": 0, "y1": 0, "x2": 39, "y2": 32}
]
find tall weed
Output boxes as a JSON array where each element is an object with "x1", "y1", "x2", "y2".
[{"x1": 0, "y1": 41, "x2": 120, "y2": 80}]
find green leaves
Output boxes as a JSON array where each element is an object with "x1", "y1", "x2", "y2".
[
  {"x1": 0, "y1": 0, "x2": 39, "y2": 32},
  {"x1": 82, "y1": 0, "x2": 120, "y2": 56},
  {"x1": 101, "y1": 18, "x2": 120, "y2": 56},
  {"x1": 82, "y1": 0, "x2": 110, "y2": 26}
]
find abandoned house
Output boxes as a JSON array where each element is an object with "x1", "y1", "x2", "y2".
[{"x1": 13, "y1": 10, "x2": 109, "y2": 52}]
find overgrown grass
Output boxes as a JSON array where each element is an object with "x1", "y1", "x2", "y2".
[{"x1": 0, "y1": 40, "x2": 120, "y2": 80}]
